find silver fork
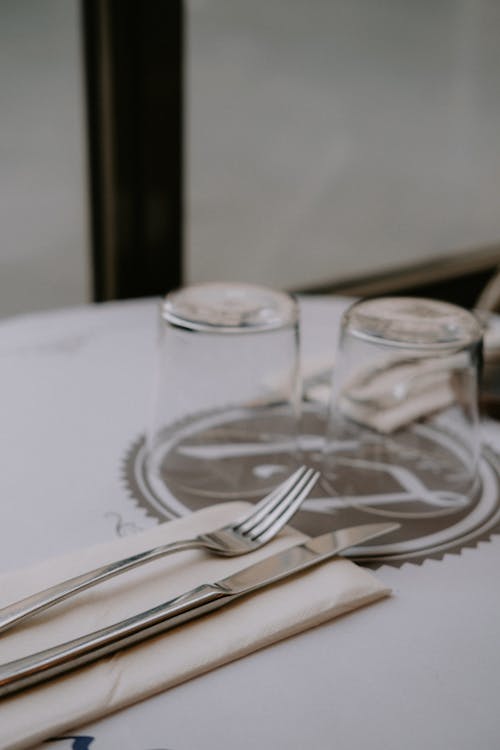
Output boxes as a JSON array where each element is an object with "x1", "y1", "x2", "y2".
[{"x1": 0, "y1": 465, "x2": 318, "y2": 635}]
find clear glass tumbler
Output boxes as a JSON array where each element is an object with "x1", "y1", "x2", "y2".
[
  {"x1": 145, "y1": 282, "x2": 301, "y2": 514},
  {"x1": 322, "y1": 297, "x2": 483, "y2": 521}
]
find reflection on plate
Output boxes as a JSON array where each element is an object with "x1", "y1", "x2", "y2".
[
  {"x1": 146, "y1": 404, "x2": 299, "y2": 510},
  {"x1": 123, "y1": 406, "x2": 500, "y2": 568}
]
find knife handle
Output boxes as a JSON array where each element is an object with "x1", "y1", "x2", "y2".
[{"x1": 0, "y1": 583, "x2": 231, "y2": 699}]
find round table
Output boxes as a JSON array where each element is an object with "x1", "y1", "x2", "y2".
[{"x1": 1, "y1": 296, "x2": 499, "y2": 750}]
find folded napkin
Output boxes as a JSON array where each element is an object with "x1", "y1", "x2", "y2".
[
  {"x1": 0, "y1": 503, "x2": 389, "y2": 750},
  {"x1": 306, "y1": 356, "x2": 460, "y2": 433},
  {"x1": 337, "y1": 360, "x2": 456, "y2": 433}
]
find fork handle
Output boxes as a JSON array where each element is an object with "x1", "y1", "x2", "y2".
[{"x1": 0, "y1": 537, "x2": 204, "y2": 635}]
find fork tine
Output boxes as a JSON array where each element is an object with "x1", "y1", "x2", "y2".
[
  {"x1": 241, "y1": 467, "x2": 315, "y2": 533},
  {"x1": 234, "y1": 465, "x2": 309, "y2": 534},
  {"x1": 252, "y1": 471, "x2": 320, "y2": 544},
  {"x1": 240, "y1": 467, "x2": 317, "y2": 537}
]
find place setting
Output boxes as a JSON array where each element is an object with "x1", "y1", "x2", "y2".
[
  {"x1": 0, "y1": 282, "x2": 498, "y2": 748},
  {"x1": 125, "y1": 285, "x2": 499, "y2": 566}
]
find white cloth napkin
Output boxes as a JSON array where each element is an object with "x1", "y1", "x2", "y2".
[
  {"x1": 0, "y1": 502, "x2": 390, "y2": 750},
  {"x1": 336, "y1": 360, "x2": 456, "y2": 433},
  {"x1": 306, "y1": 357, "x2": 458, "y2": 433}
]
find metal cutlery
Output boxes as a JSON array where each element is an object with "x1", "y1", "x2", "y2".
[
  {"x1": 0, "y1": 465, "x2": 318, "y2": 635},
  {"x1": 0, "y1": 520, "x2": 398, "y2": 697}
]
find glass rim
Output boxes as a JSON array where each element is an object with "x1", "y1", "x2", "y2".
[
  {"x1": 342, "y1": 296, "x2": 483, "y2": 350},
  {"x1": 161, "y1": 282, "x2": 299, "y2": 334}
]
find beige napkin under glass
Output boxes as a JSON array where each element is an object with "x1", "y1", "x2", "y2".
[
  {"x1": 305, "y1": 356, "x2": 457, "y2": 433},
  {"x1": 0, "y1": 502, "x2": 389, "y2": 750}
]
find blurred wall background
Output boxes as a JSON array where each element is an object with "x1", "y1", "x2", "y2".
[
  {"x1": 1, "y1": 0, "x2": 500, "y2": 318},
  {"x1": 186, "y1": 0, "x2": 500, "y2": 290},
  {"x1": 0, "y1": 0, "x2": 89, "y2": 318}
]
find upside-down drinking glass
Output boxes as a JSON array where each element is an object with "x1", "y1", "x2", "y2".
[
  {"x1": 322, "y1": 297, "x2": 483, "y2": 523},
  {"x1": 145, "y1": 282, "x2": 301, "y2": 515}
]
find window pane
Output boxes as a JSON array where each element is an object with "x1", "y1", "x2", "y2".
[{"x1": 186, "y1": 0, "x2": 500, "y2": 290}]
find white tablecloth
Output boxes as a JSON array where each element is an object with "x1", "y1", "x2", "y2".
[{"x1": 1, "y1": 296, "x2": 499, "y2": 750}]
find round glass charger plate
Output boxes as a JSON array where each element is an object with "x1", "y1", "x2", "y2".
[{"x1": 123, "y1": 404, "x2": 500, "y2": 569}]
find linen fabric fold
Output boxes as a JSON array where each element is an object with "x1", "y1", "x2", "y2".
[
  {"x1": 0, "y1": 502, "x2": 390, "y2": 749},
  {"x1": 306, "y1": 360, "x2": 456, "y2": 433}
]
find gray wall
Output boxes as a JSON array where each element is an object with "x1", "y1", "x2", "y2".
[
  {"x1": 186, "y1": 0, "x2": 500, "y2": 289},
  {"x1": 2, "y1": 0, "x2": 500, "y2": 317},
  {"x1": 0, "y1": 0, "x2": 89, "y2": 318}
]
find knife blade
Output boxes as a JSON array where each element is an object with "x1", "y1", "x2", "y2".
[{"x1": 0, "y1": 521, "x2": 398, "y2": 698}]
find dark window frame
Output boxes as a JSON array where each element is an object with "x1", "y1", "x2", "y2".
[{"x1": 82, "y1": 0, "x2": 183, "y2": 302}]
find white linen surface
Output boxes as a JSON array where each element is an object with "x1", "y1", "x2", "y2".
[{"x1": 0, "y1": 502, "x2": 389, "y2": 749}]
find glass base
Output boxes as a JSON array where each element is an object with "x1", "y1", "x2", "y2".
[{"x1": 146, "y1": 403, "x2": 299, "y2": 507}]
